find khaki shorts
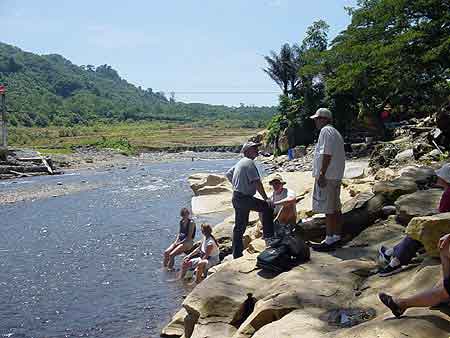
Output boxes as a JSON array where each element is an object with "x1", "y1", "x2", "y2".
[{"x1": 312, "y1": 178, "x2": 342, "y2": 214}]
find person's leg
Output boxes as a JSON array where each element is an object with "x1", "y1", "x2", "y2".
[
  {"x1": 232, "y1": 206, "x2": 250, "y2": 258},
  {"x1": 249, "y1": 196, "x2": 274, "y2": 238},
  {"x1": 168, "y1": 242, "x2": 191, "y2": 269},
  {"x1": 392, "y1": 236, "x2": 423, "y2": 266},
  {"x1": 178, "y1": 259, "x2": 193, "y2": 279},
  {"x1": 163, "y1": 242, "x2": 177, "y2": 267},
  {"x1": 379, "y1": 241, "x2": 450, "y2": 317},
  {"x1": 194, "y1": 260, "x2": 208, "y2": 283}
]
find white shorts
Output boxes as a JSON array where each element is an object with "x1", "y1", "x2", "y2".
[
  {"x1": 312, "y1": 178, "x2": 342, "y2": 214},
  {"x1": 189, "y1": 255, "x2": 220, "y2": 270}
]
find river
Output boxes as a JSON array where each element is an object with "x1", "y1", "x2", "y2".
[{"x1": 0, "y1": 156, "x2": 238, "y2": 338}]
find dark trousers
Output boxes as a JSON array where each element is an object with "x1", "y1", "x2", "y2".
[
  {"x1": 232, "y1": 191, "x2": 274, "y2": 258},
  {"x1": 393, "y1": 236, "x2": 423, "y2": 265}
]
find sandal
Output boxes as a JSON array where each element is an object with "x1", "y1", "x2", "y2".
[{"x1": 379, "y1": 292, "x2": 404, "y2": 318}]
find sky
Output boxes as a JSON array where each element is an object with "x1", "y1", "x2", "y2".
[{"x1": 1, "y1": 0, "x2": 357, "y2": 107}]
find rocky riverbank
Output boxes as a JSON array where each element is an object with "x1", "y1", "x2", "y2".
[{"x1": 161, "y1": 153, "x2": 450, "y2": 337}]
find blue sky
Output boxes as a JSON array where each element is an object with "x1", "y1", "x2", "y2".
[{"x1": 1, "y1": 0, "x2": 356, "y2": 106}]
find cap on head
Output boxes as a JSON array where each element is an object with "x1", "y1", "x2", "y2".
[
  {"x1": 269, "y1": 173, "x2": 286, "y2": 185},
  {"x1": 241, "y1": 141, "x2": 262, "y2": 154},
  {"x1": 310, "y1": 107, "x2": 332, "y2": 120},
  {"x1": 436, "y1": 163, "x2": 450, "y2": 184}
]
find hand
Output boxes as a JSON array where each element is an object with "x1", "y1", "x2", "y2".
[
  {"x1": 318, "y1": 174, "x2": 327, "y2": 188},
  {"x1": 438, "y1": 234, "x2": 450, "y2": 249},
  {"x1": 266, "y1": 199, "x2": 275, "y2": 209}
]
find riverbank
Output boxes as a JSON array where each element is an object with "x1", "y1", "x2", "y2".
[{"x1": 161, "y1": 152, "x2": 450, "y2": 337}]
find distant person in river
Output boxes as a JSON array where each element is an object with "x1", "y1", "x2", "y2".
[
  {"x1": 226, "y1": 141, "x2": 275, "y2": 258},
  {"x1": 379, "y1": 231, "x2": 450, "y2": 318},
  {"x1": 268, "y1": 173, "x2": 297, "y2": 235},
  {"x1": 310, "y1": 108, "x2": 346, "y2": 251},
  {"x1": 378, "y1": 163, "x2": 450, "y2": 276},
  {"x1": 178, "y1": 223, "x2": 220, "y2": 284},
  {"x1": 163, "y1": 208, "x2": 196, "y2": 270}
]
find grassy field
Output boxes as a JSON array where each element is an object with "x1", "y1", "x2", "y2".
[{"x1": 9, "y1": 122, "x2": 261, "y2": 155}]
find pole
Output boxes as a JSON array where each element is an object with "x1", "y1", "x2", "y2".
[{"x1": 1, "y1": 93, "x2": 6, "y2": 148}]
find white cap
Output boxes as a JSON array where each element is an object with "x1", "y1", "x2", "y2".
[
  {"x1": 310, "y1": 107, "x2": 332, "y2": 120},
  {"x1": 241, "y1": 141, "x2": 262, "y2": 153},
  {"x1": 436, "y1": 163, "x2": 450, "y2": 184}
]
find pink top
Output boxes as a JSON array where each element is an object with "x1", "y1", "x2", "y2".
[{"x1": 439, "y1": 188, "x2": 450, "y2": 213}]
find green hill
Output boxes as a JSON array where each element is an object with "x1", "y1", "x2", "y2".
[{"x1": 0, "y1": 42, "x2": 275, "y2": 128}]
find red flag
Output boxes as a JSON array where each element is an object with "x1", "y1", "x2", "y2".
[{"x1": 0, "y1": 85, "x2": 5, "y2": 94}]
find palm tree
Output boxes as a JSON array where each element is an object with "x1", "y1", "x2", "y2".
[{"x1": 263, "y1": 43, "x2": 299, "y2": 96}]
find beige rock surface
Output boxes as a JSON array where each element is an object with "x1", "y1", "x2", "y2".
[
  {"x1": 395, "y1": 189, "x2": 442, "y2": 225},
  {"x1": 372, "y1": 177, "x2": 418, "y2": 204},
  {"x1": 161, "y1": 308, "x2": 188, "y2": 337},
  {"x1": 406, "y1": 212, "x2": 450, "y2": 257},
  {"x1": 188, "y1": 173, "x2": 229, "y2": 196}
]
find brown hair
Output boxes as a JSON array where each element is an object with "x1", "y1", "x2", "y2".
[
  {"x1": 201, "y1": 223, "x2": 218, "y2": 246},
  {"x1": 180, "y1": 207, "x2": 190, "y2": 217}
]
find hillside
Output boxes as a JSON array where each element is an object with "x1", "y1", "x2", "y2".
[{"x1": 0, "y1": 42, "x2": 276, "y2": 128}]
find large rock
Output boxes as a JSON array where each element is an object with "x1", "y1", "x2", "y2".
[
  {"x1": 395, "y1": 148, "x2": 414, "y2": 163},
  {"x1": 406, "y1": 212, "x2": 450, "y2": 257},
  {"x1": 343, "y1": 161, "x2": 369, "y2": 179},
  {"x1": 398, "y1": 165, "x2": 437, "y2": 188},
  {"x1": 373, "y1": 167, "x2": 397, "y2": 181},
  {"x1": 395, "y1": 189, "x2": 442, "y2": 225},
  {"x1": 188, "y1": 173, "x2": 231, "y2": 196},
  {"x1": 191, "y1": 192, "x2": 233, "y2": 214},
  {"x1": 369, "y1": 142, "x2": 400, "y2": 169},
  {"x1": 161, "y1": 308, "x2": 188, "y2": 337},
  {"x1": 373, "y1": 177, "x2": 417, "y2": 204}
]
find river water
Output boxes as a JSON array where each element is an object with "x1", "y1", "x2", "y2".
[{"x1": 0, "y1": 157, "x2": 238, "y2": 338}]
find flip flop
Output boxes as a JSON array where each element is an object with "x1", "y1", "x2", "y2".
[{"x1": 379, "y1": 292, "x2": 404, "y2": 318}]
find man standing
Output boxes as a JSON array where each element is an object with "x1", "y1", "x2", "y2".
[
  {"x1": 226, "y1": 142, "x2": 274, "y2": 258},
  {"x1": 310, "y1": 108, "x2": 345, "y2": 251}
]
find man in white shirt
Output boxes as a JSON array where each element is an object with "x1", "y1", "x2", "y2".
[
  {"x1": 268, "y1": 174, "x2": 297, "y2": 233},
  {"x1": 310, "y1": 108, "x2": 345, "y2": 250}
]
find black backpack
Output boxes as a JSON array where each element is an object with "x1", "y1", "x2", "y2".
[{"x1": 256, "y1": 225, "x2": 310, "y2": 273}]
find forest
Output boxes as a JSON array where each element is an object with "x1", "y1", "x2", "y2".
[
  {"x1": 0, "y1": 42, "x2": 275, "y2": 129},
  {"x1": 263, "y1": 0, "x2": 450, "y2": 148}
]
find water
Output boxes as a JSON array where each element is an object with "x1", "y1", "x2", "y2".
[{"x1": 0, "y1": 158, "x2": 237, "y2": 338}]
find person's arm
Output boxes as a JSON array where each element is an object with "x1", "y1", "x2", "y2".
[
  {"x1": 186, "y1": 221, "x2": 195, "y2": 241},
  {"x1": 225, "y1": 166, "x2": 235, "y2": 183},
  {"x1": 255, "y1": 179, "x2": 269, "y2": 200},
  {"x1": 273, "y1": 194, "x2": 296, "y2": 207},
  {"x1": 184, "y1": 246, "x2": 200, "y2": 261},
  {"x1": 202, "y1": 242, "x2": 214, "y2": 259},
  {"x1": 318, "y1": 129, "x2": 333, "y2": 187}
]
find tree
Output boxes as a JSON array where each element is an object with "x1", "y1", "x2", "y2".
[{"x1": 263, "y1": 43, "x2": 299, "y2": 96}]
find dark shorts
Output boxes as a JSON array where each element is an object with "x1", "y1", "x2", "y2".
[{"x1": 444, "y1": 277, "x2": 450, "y2": 297}]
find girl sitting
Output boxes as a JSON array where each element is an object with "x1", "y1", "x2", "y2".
[{"x1": 179, "y1": 223, "x2": 220, "y2": 284}]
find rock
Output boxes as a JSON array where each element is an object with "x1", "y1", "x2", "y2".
[
  {"x1": 245, "y1": 238, "x2": 266, "y2": 254},
  {"x1": 191, "y1": 322, "x2": 237, "y2": 338},
  {"x1": 395, "y1": 148, "x2": 414, "y2": 163},
  {"x1": 343, "y1": 161, "x2": 368, "y2": 179},
  {"x1": 341, "y1": 191, "x2": 385, "y2": 237},
  {"x1": 369, "y1": 143, "x2": 400, "y2": 169},
  {"x1": 191, "y1": 192, "x2": 233, "y2": 215},
  {"x1": 395, "y1": 189, "x2": 443, "y2": 225},
  {"x1": 381, "y1": 205, "x2": 397, "y2": 218},
  {"x1": 398, "y1": 165, "x2": 437, "y2": 187},
  {"x1": 420, "y1": 149, "x2": 442, "y2": 161},
  {"x1": 372, "y1": 177, "x2": 417, "y2": 204},
  {"x1": 297, "y1": 216, "x2": 326, "y2": 242},
  {"x1": 188, "y1": 173, "x2": 229, "y2": 196},
  {"x1": 413, "y1": 142, "x2": 434, "y2": 159},
  {"x1": 161, "y1": 308, "x2": 188, "y2": 337},
  {"x1": 373, "y1": 168, "x2": 397, "y2": 181},
  {"x1": 405, "y1": 212, "x2": 450, "y2": 257}
]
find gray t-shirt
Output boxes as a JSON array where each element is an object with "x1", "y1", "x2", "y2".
[{"x1": 226, "y1": 157, "x2": 260, "y2": 196}]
